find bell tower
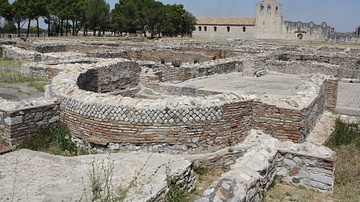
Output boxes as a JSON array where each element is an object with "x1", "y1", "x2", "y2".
[{"x1": 255, "y1": 0, "x2": 283, "y2": 39}]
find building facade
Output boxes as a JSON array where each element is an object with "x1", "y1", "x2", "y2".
[{"x1": 193, "y1": 0, "x2": 337, "y2": 41}]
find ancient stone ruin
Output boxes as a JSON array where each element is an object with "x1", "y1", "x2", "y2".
[{"x1": 0, "y1": 37, "x2": 357, "y2": 201}]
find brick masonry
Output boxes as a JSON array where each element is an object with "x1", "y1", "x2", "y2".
[{"x1": 0, "y1": 102, "x2": 59, "y2": 146}]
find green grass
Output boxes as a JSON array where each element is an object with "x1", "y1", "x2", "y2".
[
  {"x1": 325, "y1": 118, "x2": 360, "y2": 201},
  {"x1": 89, "y1": 157, "x2": 127, "y2": 202},
  {"x1": 0, "y1": 57, "x2": 22, "y2": 69},
  {"x1": 165, "y1": 186, "x2": 197, "y2": 202},
  {"x1": 278, "y1": 54, "x2": 289, "y2": 61},
  {"x1": 17, "y1": 123, "x2": 80, "y2": 156},
  {"x1": 28, "y1": 81, "x2": 47, "y2": 92},
  {"x1": 326, "y1": 117, "x2": 360, "y2": 148},
  {"x1": 0, "y1": 71, "x2": 39, "y2": 83},
  {"x1": 0, "y1": 71, "x2": 47, "y2": 92}
]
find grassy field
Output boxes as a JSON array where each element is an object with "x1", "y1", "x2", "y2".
[{"x1": 0, "y1": 58, "x2": 47, "y2": 93}]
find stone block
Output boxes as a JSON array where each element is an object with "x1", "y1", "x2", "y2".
[{"x1": 4, "y1": 116, "x2": 23, "y2": 125}]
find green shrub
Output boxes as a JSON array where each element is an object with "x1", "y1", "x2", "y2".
[
  {"x1": 278, "y1": 54, "x2": 289, "y2": 61},
  {"x1": 0, "y1": 71, "x2": 39, "y2": 83},
  {"x1": 17, "y1": 123, "x2": 78, "y2": 156},
  {"x1": 326, "y1": 118, "x2": 360, "y2": 148},
  {"x1": 89, "y1": 157, "x2": 127, "y2": 202},
  {"x1": 165, "y1": 186, "x2": 193, "y2": 202},
  {"x1": 193, "y1": 166, "x2": 208, "y2": 175},
  {"x1": 356, "y1": 60, "x2": 360, "y2": 65},
  {"x1": 0, "y1": 57, "x2": 21, "y2": 69},
  {"x1": 28, "y1": 81, "x2": 46, "y2": 92}
]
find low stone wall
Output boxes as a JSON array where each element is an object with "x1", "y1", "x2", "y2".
[
  {"x1": 195, "y1": 130, "x2": 336, "y2": 202},
  {"x1": 276, "y1": 145, "x2": 335, "y2": 193},
  {"x1": 35, "y1": 45, "x2": 66, "y2": 53},
  {"x1": 2, "y1": 45, "x2": 86, "y2": 62},
  {"x1": 252, "y1": 78, "x2": 330, "y2": 143},
  {"x1": 245, "y1": 60, "x2": 340, "y2": 77},
  {"x1": 0, "y1": 98, "x2": 59, "y2": 146},
  {"x1": 160, "y1": 59, "x2": 243, "y2": 82},
  {"x1": 21, "y1": 59, "x2": 98, "y2": 80},
  {"x1": 2, "y1": 45, "x2": 41, "y2": 62},
  {"x1": 90, "y1": 47, "x2": 226, "y2": 64}
]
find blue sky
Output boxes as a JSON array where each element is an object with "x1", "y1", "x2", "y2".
[{"x1": 106, "y1": 0, "x2": 359, "y2": 32}]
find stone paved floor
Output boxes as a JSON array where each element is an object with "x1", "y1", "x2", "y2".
[{"x1": 336, "y1": 82, "x2": 360, "y2": 116}]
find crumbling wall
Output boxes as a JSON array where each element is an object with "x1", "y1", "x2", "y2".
[
  {"x1": 0, "y1": 98, "x2": 59, "y2": 146},
  {"x1": 276, "y1": 147, "x2": 335, "y2": 193},
  {"x1": 195, "y1": 130, "x2": 336, "y2": 202},
  {"x1": 2, "y1": 45, "x2": 41, "y2": 62},
  {"x1": 21, "y1": 59, "x2": 97, "y2": 80}
]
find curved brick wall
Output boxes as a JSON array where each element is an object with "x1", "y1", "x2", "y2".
[{"x1": 51, "y1": 58, "x2": 250, "y2": 154}]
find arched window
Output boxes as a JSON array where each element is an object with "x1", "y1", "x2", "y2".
[
  {"x1": 243, "y1": 27, "x2": 246, "y2": 32},
  {"x1": 198, "y1": 26, "x2": 202, "y2": 31},
  {"x1": 204, "y1": 26, "x2": 207, "y2": 31},
  {"x1": 260, "y1": 4, "x2": 264, "y2": 13},
  {"x1": 214, "y1": 26, "x2": 217, "y2": 32},
  {"x1": 227, "y1": 27, "x2": 231, "y2": 32},
  {"x1": 275, "y1": 6, "x2": 279, "y2": 13},
  {"x1": 267, "y1": 4, "x2": 272, "y2": 13}
]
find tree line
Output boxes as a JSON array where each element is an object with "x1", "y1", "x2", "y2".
[{"x1": 0, "y1": 0, "x2": 196, "y2": 37}]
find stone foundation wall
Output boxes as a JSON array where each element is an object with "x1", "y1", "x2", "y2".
[
  {"x1": 276, "y1": 147, "x2": 335, "y2": 193},
  {"x1": 0, "y1": 98, "x2": 59, "y2": 146},
  {"x1": 35, "y1": 45, "x2": 67, "y2": 53},
  {"x1": 253, "y1": 79, "x2": 327, "y2": 143},
  {"x1": 2, "y1": 45, "x2": 41, "y2": 62},
  {"x1": 2, "y1": 45, "x2": 86, "y2": 62},
  {"x1": 195, "y1": 131, "x2": 336, "y2": 202},
  {"x1": 160, "y1": 59, "x2": 243, "y2": 82},
  {"x1": 21, "y1": 59, "x2": 98, "y2": 80},
  {"x1": 248, "y1": 60, "x2": 340, "y2": 77},
  {"x1": 92, "y1": 47, "x2": 229, "y2": 64}
]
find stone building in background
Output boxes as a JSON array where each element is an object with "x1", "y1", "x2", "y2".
[{"x1": 193, "y1": 0, "x2": 359, "y2": 42}]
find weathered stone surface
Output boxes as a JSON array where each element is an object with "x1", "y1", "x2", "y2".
[{"x1": 0, "y1": 149, "x2": 195, "y2": 202}]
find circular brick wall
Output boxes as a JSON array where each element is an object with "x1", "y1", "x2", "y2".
[{"x1": 51, "y1": 58, "x2": 250, "y2": 154}]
